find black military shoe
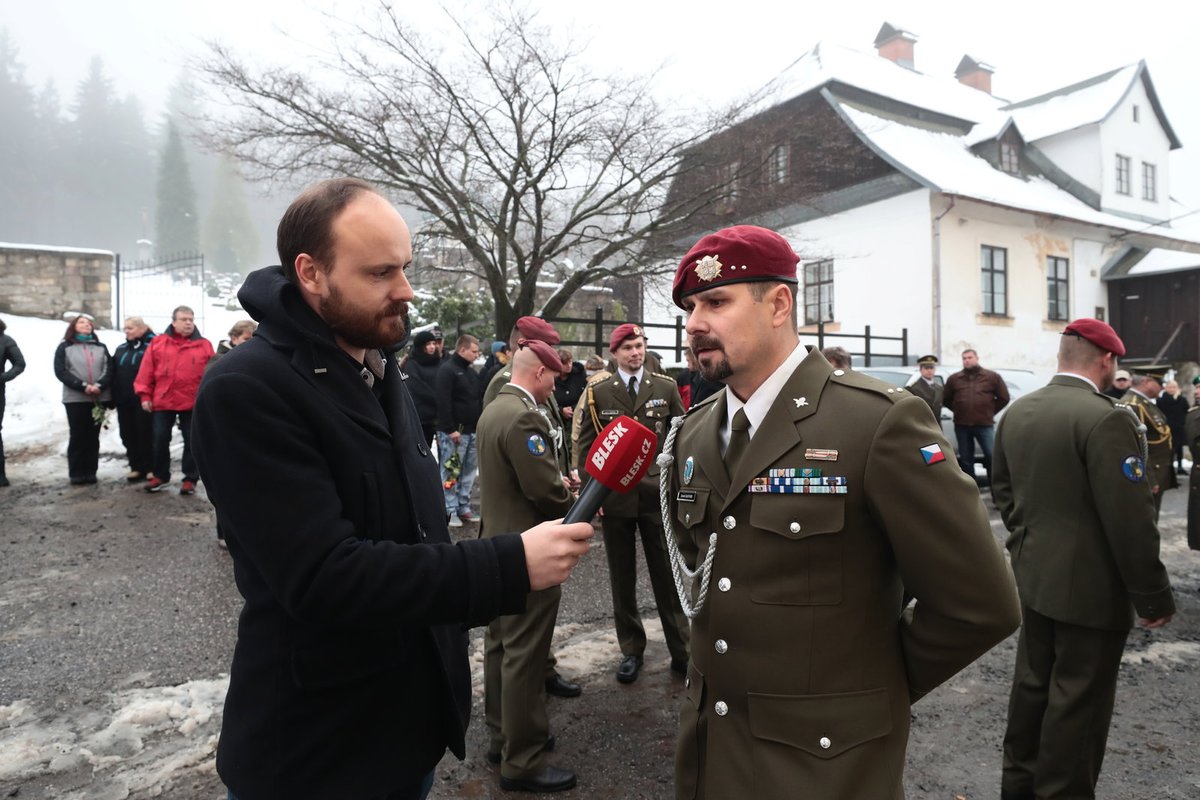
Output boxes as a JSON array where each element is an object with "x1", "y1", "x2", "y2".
[
  {"x1": 500, "y1": 765, "x2": 577, "y2": 793},
  {"x1": 616, "y1": 654, "x2": 643, "y2": 684},
  {"x1": 545, "y1": 674, "x2": 582, "y2": 698}
]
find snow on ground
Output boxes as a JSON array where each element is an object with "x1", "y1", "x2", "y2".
[{"x1": 2, "y1": 277, "x2": 254, "y2": 462}]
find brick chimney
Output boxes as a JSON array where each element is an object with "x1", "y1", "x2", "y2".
[
  {"x1": 955, "y1": 55, "x2": 994, "y2": 94},
  {"x1": 874, "y1": 22, "x2": 917, "y2": 69}
]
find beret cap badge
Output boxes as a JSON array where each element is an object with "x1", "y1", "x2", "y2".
[{"x1": 694, "y1": 255, "x2": 723, "y2": 282}]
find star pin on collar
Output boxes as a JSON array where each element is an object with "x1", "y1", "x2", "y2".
[{"x1": 794, "y1": 397, "x2": 808, "y2": 407}]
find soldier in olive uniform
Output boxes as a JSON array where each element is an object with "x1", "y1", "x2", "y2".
[
  {"x1": 908, "y1": 353, "x2": 944, "y2": 420},
  {"x1": 477, "y1": 340, "x2": 579, "y2": 794},
  {"x1": 994, "y1": 319, "x2": 1174, "y2": 800},
  {"x1": 481, "y1": 316, "x2": 582, "y2": 700},
  {"x1": 578, "y1": 323, "x2": 690, "y2": 684},
  {"x1": 1186, "y1": 398, "x2": 1200, "y2": 550},
  {"x1": 1121, "y1": 370, "x2": 1176, "y2": 519},
  {"x1": 663, "y1": 226, "x2": 1020, "y2": 800}
]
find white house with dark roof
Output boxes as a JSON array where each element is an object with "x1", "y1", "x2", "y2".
[{"x1": 652, "y1": 23, "x2": 1200, "y2": 371}]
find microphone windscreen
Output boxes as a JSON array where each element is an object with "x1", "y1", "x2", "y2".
[{"x1": 583, "y1": 416, "x2": 657, "y2": 493}]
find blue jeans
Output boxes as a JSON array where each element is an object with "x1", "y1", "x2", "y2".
[
  {"x1": 151, "y1": 409, "x2": 196, "y2": 483},
  {"x1": 228, "y1": 771, "x2": 434, "y2": 800},
  {"x1": 438, "y1": 431, "x2": 477, "y2": 516},
  {"x1": 955, "y1": 424, "x2": 994, "y2": 482}
]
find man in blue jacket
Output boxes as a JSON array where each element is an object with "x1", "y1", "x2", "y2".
[{"x1": 192, "y1": 177, "x2": 593, "y2": 800}]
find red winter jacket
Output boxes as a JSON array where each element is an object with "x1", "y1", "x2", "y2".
[{"x1": 134, "y1": 325, "x2": 214, "y2": 411}]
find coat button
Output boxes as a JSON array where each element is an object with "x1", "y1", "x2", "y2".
[
  {"x1": 715, "y1": 639, "x2": 728, "y2": 654},
  {"x1": 418, "y1": 525, "x2": 428, "y2": 540},
  {"x1": 723, "y1": 516, "x2": 736, "y2": 530},
  {"x1": 789, "y1": 521, "x2": 801, "y2": 534},
  {"x1": 833, "y1": 369, "x2": 845, "y2": 376},
  {"x1": 714, "y1": 701, "x2": 728, "y2": 716},
  {"x1": 887, "y1": 388, "x2": 895, "y2": 393},
  {"x1": 685, "y1": 677, "x2": 691, "y2": 688},
  {"x1": 819, "y1": 736, "x2": 832, "y2": 749},
  {"x1": 718, "y1": 577, "x2": 731, "y2": 592},
  {"x1": 418, "y1": 443, "x2": 428, "y2": 456}
]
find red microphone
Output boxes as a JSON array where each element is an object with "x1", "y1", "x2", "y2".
[{"x1": 564, "y1": 416, "x2": 658, "y2": 524}]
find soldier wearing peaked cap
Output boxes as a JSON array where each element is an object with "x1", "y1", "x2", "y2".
[
  {"x1": 994, "y1": 317, "x2": 1174, "y2": 800},
  {"x1": 663, "y1": 224, "x2": 1019, "y2": 799},
  {"x1": 577, "y1": 321, "x2": 690, "y2": 685},
  {"x1": 1120, "y1": 367, "x2": 1176, "y2": 520},
  {"x1": 908, "y1": 354, "x2": 944, "y2": 420}
]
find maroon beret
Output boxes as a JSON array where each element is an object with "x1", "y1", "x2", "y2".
[
  {"x1": 519, "y1": 338, "x2": 568, "y2": 373},
  {"x1": 609, "y1": 323, "x2": 646, "y2": 353},
  {"x1": 514, "y1": 316, "x2": 560, "y2": 345},
  {"x1": 1062, "y1": 318, "x2": 1125, "y2": 356},
  {"x1": 673, "y1": 225, "x2": 800, "y2": 307}
]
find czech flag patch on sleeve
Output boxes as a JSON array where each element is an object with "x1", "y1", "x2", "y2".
[{"x1": 920, "y1": 443, "x2": 946, "y2": 465}]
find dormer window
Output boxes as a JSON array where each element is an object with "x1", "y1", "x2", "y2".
[
  {"x1": 1133, "y1": 104, "x2": 1140, "y2": 123},
  {"x1": 1115, "y1": 155, "x2": 1131, "y2": 195},
  {"x1": 999, "y1": 141, "x2": 1019, "y2": 175}
]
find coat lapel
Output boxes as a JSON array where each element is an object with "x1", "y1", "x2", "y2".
[
  {"x1": 688, "y1": 395, "x2": 730, "y2": 497},
  {"x1": 723, "y1": 347, "x2": 831, "y2": 513},
  {"x1": 290, "y1": 346, "x2": 391, "y2": 441}
]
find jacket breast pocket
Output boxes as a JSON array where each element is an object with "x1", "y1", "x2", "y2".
[
  {"x1": 674, "y1": 487, "x2": 711, "y2": 533},
  {"x1": 748, "y1": 495, "x2": 845, "y2": 606}
]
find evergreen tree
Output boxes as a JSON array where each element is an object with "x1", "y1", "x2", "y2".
[
  {"x1": 0, "y1": 31, "x2": 38, "y2": 239},
  {"x1": 202, "y1": 155, "x2": 259, "y2": 275},
  {"x1": 155, "y1": 118, "x2": 199, "y2": 257}
]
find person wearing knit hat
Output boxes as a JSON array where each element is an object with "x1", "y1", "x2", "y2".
[
  {"x1": 476, "y1": 341, "x2": 580, "y2": 793},
  {"x1": 662, "y1": 224, "x2": 1019, "y2": 799},
  {"x1": 577, "y1": 321, "x2": 690, "y2": 685},
  {"x1": 480, "y1": 317, "x2": 583, "y2": 701},
  {"x1": 994, "y1": 316, "x2": 1174, "y2": 799}
]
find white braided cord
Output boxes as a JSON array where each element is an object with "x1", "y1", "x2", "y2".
[{"x1": 658, "y1": 415, "x2": 718, "y2": 619}]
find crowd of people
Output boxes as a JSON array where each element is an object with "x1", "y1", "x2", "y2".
[{"x1": 0, "y1": 178, "x2": 1193, "y2": 800}]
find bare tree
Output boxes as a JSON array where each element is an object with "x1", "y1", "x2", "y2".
[{"x1": 194, "y1": 1, "x2": 751, "y2": 336}]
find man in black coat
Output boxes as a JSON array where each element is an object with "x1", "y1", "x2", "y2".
[
  {"x1": 401, "y1": 326, "x2": 443, "y2": 446},
  {"x1": 0, "y1": 316, "x2": 26, "y2": 487},
  {"x1": 192, "y1": 178, "x2": 593, "y2": 800},
  {"x1": 436, "y1": 334, "x2": 483, "y2": 525}
]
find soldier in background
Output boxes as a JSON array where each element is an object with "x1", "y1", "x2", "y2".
[
  {"x1": 908, "y1": 354, "x2": 944, "y2": 420},
  {"x1": 820, "y1": 345, "x2": 851, "y2": 370},
  {"x1": 578, "y1": 323, "x2": 689, "y2": 684},
  {"x1": 994, "y1": 319, "x2": 1174, "y2": 800},
  {"x1": 1121, "y1": 370, "x2": 1176, "y2": 519},
  {"x1": 1187, "y1": 400, "x2": 1200, "y2": 550},
  {"x1": 477, "y1": 340, "x2": 578, "y2": 794}
]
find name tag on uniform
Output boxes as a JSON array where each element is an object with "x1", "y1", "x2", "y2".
[
  {"x1": 677, "y1": 490, "x2": 698, "y2": 503},
  {"x1": 599, "y1": 409, "x2": 620, "y2": 419}
]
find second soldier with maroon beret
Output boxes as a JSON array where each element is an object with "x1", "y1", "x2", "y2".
[{"x1": 577, "y1": 322, "x2": 690, "y2": 684}]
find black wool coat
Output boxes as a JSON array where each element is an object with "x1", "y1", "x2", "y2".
[{"x1": 192, "y1": 266, "x2": 530, "y2": 799}]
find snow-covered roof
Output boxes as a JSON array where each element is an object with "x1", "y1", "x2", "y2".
[
  {"x1": 830, "y1": 98, "x2": 1200, "y2": 247},
  {"x1": 1002, "y1": 62, "x2": 1179, "y2": 147},
  {"x1": 1127, "y1": 248, "x2": 1200, "y2": 276},
  {"x1": 0, "y1": 241, "x2": 115, "y2": 256}
]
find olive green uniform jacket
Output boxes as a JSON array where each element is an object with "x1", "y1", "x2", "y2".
[
  {"x1": 665, "y1": 347, "x2": 1019, "y2": 800},
  {"x1": 484, "y1": 367, "x2": 571, "y2": 474},
  {"x1": 477, "y1": 385, "x2": 575, "y2": 776},
  {"x1": 1186, "y1": 405, "x2": 1200, "y2": 550},
  {"x1": 1120, "y1": 389, "x2": 1177, "y2": 495},
  {"x1": 994, "y1": 376, "x2": 1175, "y2": 629},
  {"x1": 907, "y1": 377, "x2": 943, "y2": 420},
  {"x1": 578, "y1": 370, "x2": 683, "y2": 517}
]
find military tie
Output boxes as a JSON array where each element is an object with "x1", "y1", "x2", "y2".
[
  {"x1": 628, "y1": 375, "x2": 638, "y2": 403},
  {"x1": 725, "y1": 407, "x2": 751, "y2": 472}
]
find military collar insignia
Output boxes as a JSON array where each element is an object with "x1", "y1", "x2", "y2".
[
  {"x1": 794, "y1": 396, "x2": 808, "y2": 407},
  {"x1": 683, "y1": 456, "x2": 695, "y2": 485},
  {"x1": 695, "y1": 255, "x2": 723, "y2": 282}
]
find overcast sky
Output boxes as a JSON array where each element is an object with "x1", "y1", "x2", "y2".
[{"x1": 9, "y1": 0, "x2": 1200, "y2": 214}]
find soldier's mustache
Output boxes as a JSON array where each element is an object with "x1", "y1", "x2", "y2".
[{"x1": 690, "y1": 336, "x2": 723, "y2": 353}]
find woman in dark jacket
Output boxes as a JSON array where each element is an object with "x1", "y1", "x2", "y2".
[
  {"x1": 553, "y1": 348, "x2": 587, "y2": 416},
  {"x1": 0, "y1": 316, "x2": 27, "y2": 487},
  {"x1": 53, "y1": 315, "x2": 113, "y2": 484},
  {"x1": 1158, "y1": 379, "x2": 1190, "y2": 474}
]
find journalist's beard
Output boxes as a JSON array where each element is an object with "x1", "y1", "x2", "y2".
[{"x1": 320, "y1": 283, "x2": 409, "y2": 350}]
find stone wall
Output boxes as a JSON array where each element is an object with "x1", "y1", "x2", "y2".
[{"x1": 0, "y1": 244, "x2": 114, "y2": 328}]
